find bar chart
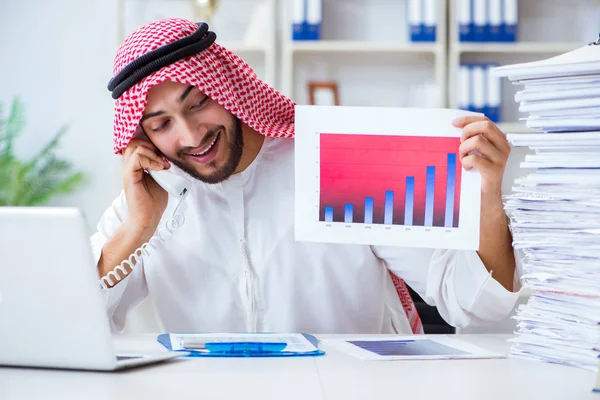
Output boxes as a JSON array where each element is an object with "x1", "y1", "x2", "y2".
[
  {"x1": 319, "y1": 134, "x2": 462, "y2": 228},
  {"x1": 294, "y1": 105, "x2": 481, "y2": 250}
]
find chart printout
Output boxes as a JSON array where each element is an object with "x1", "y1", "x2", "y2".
[{"x1": 294, "y1": 106, "x2": 482, "y2": 250}]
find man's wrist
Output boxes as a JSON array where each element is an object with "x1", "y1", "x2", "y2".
[
  {"x1": 481, "y1": 191, "x2": 505, "y2": 213},
  {"x1": 122, "y1": 216, "x2": 159, "y2": 241}
]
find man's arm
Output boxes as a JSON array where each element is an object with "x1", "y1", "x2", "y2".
[
  {"x1": 90, "y1": 190, "x2": 152, "y2": 332},
  {"x1": 477, "y1": 192, "x2": 515, "y2": 291},
  {"x1": 453, "y1": 116, "x2": 516, "y2": 292},
  {"x1": 98, "y1": 139, "x2": 170, "y2": 286},
  {"x1": 97, "y1": 219, "x2": 158, "y2": 286}
]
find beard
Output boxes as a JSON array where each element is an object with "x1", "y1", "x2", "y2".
[{"x1": 167, "y1": 117, "x2": 244, "y2": 184}]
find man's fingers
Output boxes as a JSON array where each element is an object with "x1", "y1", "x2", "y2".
[
  {"x1": 122, "y1": 138, "x2": 160, "y2": 159},
  {"x1": 133, "y1": 157, "x2": 168, "y2": 177},
  {"x1": 460, "y1": 120, "x2": 510, "y2": 155},
  {"x1": 460, "y1": 153, "x2": 494, "y2": 173},
  {"x1": 459, "y1": 135, "x2": 504, "y2": 166},
  {"x1": 128, "y1": 146, "x2": 170, "y2": 173},
  {"x1": 452, "y1": 115, "x2": 487, "y2": 128}
]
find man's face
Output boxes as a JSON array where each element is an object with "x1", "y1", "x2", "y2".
[{"x1": 140, "y1": 80, "x2": 243, "y2": 184}]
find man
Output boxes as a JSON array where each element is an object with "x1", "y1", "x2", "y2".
[{"x1": 93, "y1": 18, "x2": 520, "y2": 333}]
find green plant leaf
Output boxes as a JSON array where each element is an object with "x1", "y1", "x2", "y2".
[
  {"x1": 0, "y1": 98, "x2": 85, "y2": 206},
  {"x1": 0, "y1": 157, "x2": 19, "y2": 206},
  {"x1": 0, "y1": 101, "x2": 5, "y2": 140},
  {"x1": 1, "y1": 98, "x2": 25, "y2": 156},
  {"x1": 33, "y1": 126, "x2": 68, "y2": 161},
  {"x1": 25, "y1": 172, "x2": 86, "y2": 206},
  {"x1": 16, "y1": 156, "x2": 72, "y2": 205}
]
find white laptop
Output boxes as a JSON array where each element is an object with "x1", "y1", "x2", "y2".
[{"x1": 0, "y1": 207, "x2": 188, "y2": 371}]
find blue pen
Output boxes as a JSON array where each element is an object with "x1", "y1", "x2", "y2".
[
  {"x1": 205, "y1": 342, "x2": 288, "y2": 354},
  {"x1": 179, "y1": 339, "x2": 287, "y2": 353}
]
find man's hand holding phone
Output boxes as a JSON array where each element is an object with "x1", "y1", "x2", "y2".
[
  {"x1": 121, "y1": 139, "x2": 171, "y2": 234},
  {"x1": 97, "y1": 139, "x2": 172, "y2": 285}
]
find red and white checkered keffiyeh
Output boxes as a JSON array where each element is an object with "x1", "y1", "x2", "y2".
[
  {"x1": 110, "y1": 17, "x2": 423, "y2": 335},
  {"x1": 111, "y1": 17, "x2": 295, "y2": 154}
]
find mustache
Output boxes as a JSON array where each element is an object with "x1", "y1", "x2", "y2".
[{"x1": 179, "y1": 126, "x2": 223, "y2": 154}]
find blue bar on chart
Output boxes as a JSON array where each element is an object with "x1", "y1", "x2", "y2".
[
  {"x1": 364, "y1": 197, "x2": 374, "y2": 224},
  {"x1": 405, "y1": 176, "x2": 414, "y2": 225},
  {"x1": 424, "y1": 166, "x2": 435, "y2": 226},
  {"x1": 324, "y1": 206, "x2": 333, "y2": 222},
  {"x1": 445, "y1": 154, "x2": 456, "y2": 227},
  {"x1": 384, "y1": 191, "x2": 394, "y2": 224},
  {"x1": 345, "y1": 204, "x2": 354, "y2": 223}
]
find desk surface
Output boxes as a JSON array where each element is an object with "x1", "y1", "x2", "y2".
[{"x1": 0, "y1": 334, "x2": 596, "y2": 400}]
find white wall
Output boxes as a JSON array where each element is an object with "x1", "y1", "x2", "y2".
[{"x1": 0, "y1": 0, "x2": 122, "y2": 229}]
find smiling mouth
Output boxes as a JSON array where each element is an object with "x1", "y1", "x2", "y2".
[{"x1": 187, "y1": 131, "x2": 220, "y2": 156}]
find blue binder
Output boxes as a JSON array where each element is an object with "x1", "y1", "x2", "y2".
[
  {"x1": 408, "y1": 0, "x2": 424, "y2": 42},
  {"x1": 488, "y1": 0, "x2": 502, "y2": 42},
  {"x1": 423, "y1": 0, "x2": 436, "y2": 42},
  {"x1": 502, "y1": 0, "x2": 518, "y2": 42},
  {"x1": 292, "y1": 0, "x2": 307, "y2": 40},
  {"x1": 484, "y1": 63, "x2": 501, "y2": 123},
  {"x1": 409, "y1": 0, "x2": 436, "y2": 42},
  {"x1": 157, "y1": 333, "x2": 325, "y2": 358},
  {"x1": 473, "y1": 0, "x2": 487, "y2": 42},
  {"x1": 471, "y1": 63, "x2": 486, "y2": 115},
  {"x1": 305, "y1": 0, "x2": 322, "y2": 41},
  {"x1": 458, "y1": 0, "x2": 473, "y2": 42}
]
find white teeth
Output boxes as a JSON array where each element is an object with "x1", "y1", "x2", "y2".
[{"x1": 190, "y1": 133, "x2": 219, "y2": 156}]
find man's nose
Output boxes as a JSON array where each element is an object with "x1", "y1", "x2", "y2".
[{"x1": 177, "y1": 119, "x2": 205, "y2": 147}]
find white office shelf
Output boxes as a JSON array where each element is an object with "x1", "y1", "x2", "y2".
[
  {"x1": 280, "y1": 0, "x2": 449, "y2": 105},
  {"x1": 291, "y1": 41, "x2": 441, "y2": 54},
  {"x1": 454, "y1": 42, "x2": 583, "y2": 54},
  {"x1": 446, "y1": 0, "x2": 599, "y2": 121}
]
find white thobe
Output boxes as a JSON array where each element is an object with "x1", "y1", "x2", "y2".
[{"x1": 91, "y1": 137, "x2": 520, "y2": 333}]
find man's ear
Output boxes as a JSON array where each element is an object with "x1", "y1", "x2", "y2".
[
  {"x1": 135, "y1": 125, "x2": 167, "y2": 158},
  {"x1": 132, "y1": 125, "x2": 150, "y2": 141}
]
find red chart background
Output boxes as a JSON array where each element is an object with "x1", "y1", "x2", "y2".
[{"x1": 319, "y1": 133, "x2": 462, "y2": 227}]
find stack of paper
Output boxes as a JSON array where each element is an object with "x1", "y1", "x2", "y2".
[
  {"x1": 496, "y1": 44, "x2": 600, "y2": 132},
  {"x1": 493, "y1": 42, "x2": 600, "y2": 372},
  {"x1": 595, "y1": 358, "x2": 600, "y2": 392}
]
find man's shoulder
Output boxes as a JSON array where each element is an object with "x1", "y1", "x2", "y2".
[
  {"x1": 264, "y1": 136, "x2": 295, "y2": 161},
  {"x1": 266, "y1": 136, "x2": 294, "y2": 150}
]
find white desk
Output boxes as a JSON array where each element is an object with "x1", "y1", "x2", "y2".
[{"x1": 0, "y1": 334, "x2": 596, "y2": 399}]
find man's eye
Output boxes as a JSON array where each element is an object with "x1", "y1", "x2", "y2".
[
  {"x1": 151, "y1": 120, "x2": 169, "y2": 132},
  {"x1": 192, "y1": 97, "x2": 209, "y2": 109}
]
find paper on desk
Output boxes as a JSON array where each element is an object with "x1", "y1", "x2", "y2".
[
  {"x1": 515, "y1": 86, "x2": 600, "y2": 102},
  {"x1": 520, "y1": 152, "x2": 600, "y2": 168},
  {"x1": 507, "y1": 132, "x2": 600, "y2": 147},
  {"x1": 526, "y1": 118, "x2": 600, "y2": 132},
  {"x1": 513, "y1": 73, "x2": 600, "y2": 89},
  {"x1": 321, "y1": 336, "x2": 504, "y2": 361},
  {"x1": 493, "y1": 45, "x2": 600, "y2": 80},
  {"x1": 507, "y1": 290, "x2": 600, "y2": 371},
  {"x1": 169, "y1": 333, "x2": 318, "y2": 353},
  {"x1": 511, "y1": 344, "x2": 598, "y2": 371},
  {"x1": 498, "y1": 46, "x2": 600, "y2": 373},
  {"x1": 520, "y1": 97, "x2": 600, "y2": 113},
  {"x1": 527, "y1": 106, "x2": 600, "y2": 117}
]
